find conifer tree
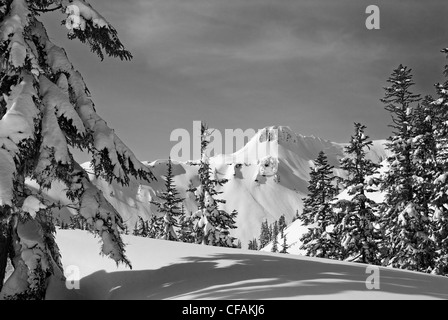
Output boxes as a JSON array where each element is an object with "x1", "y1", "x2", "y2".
[
  {"x1": 150, "y1": 157, "x2": 184, "y2": 241},
  {"x1": 380, "y1": 66, "x2": 435, "y2": 272},
  {"x1": 178, "y1": 206, "x2": 195, "y2": 243},
  {"x1": 248, "y1": 238, "x2": 259, "y2": 250},
  {"x1": 236, "y1": 240, "x2": 242, "y2": 249},
  {"x1": 300, "y1": 151, "x2": 339, "y2": 259},
  {"x1": 0, "y1": 0, "x2": 156, "y2": 298},
  {"x1": 137, "y1": 216, "x2": 150, "y2": 237},
  {"x1": 188, "y1": 122, "x2": 238, "y2": 247},
  {"x1": 280, "y1": 235, "x2": 289, "y2": 254},
  {"x1": 258, "y1": 219, "x2": 270, "y2": 249},
  {"x1": 335, "y1": 123, "x2": 381, "y2": 264},
  {"x1": 429, "y1": 48, "x2": 448, "y2": 275},
  {"x1": 145, "y1": 215, "x2": 163, "y2": 239},
  {"x1": 278, "y1": 214, "x2": 287, "y2": 237},
  {"x1": 132, "y1": 220, "x2": 140, "y2": 236},
  {"x1": 271, "y1": 223, "x2": 278, "y2": 253}
]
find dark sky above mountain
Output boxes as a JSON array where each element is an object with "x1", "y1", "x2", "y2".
[{"x1": 42, "y1": 0, "x2": 448, "y2": 162}]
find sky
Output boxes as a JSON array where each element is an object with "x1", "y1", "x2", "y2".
[{"x1": 41, "y1": 0, "x2": 448, "y2": 162}]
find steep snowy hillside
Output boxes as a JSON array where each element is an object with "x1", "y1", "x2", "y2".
[
  {"x1": 46, "y1": 229, "x2": 448, "y2": 300},
  {"x1": 39, "y1": 126, "x2": 389, "y2": 246}
]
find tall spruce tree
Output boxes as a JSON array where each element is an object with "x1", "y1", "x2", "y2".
[
  {"x1": 150, "y1": 157, "x2": 184, "y2": 241},
  {"x1": 0, "y1": 0, "x2": 156, "y2": 299},
  {"x1": 300, "y1": 151, "x2": 339, "y2": 259},
  {"x1": 335, "y1": 123, "x2": 381, "y2": 264},
  {"x1": 188, "y1": 122, "x2": 238, "y2": 247},
  {"x1": 379, "y1": 66, "x2": 435, "y2": 272},
  {"x1": 429, "y1": 48, "x2": 448, "y2": 275},
  {"x1": 411, "y1": 96, "x2": 439, "y2": 273}
]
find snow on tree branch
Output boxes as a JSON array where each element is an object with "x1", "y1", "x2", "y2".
[
  {"x1": 60, "y1": 0, "x2": 132, "y2": 61},
  {"x1": 0, "y1": 73, "x2": 39, "y2": 206},
  {"x1": 30, "y1": 19, "x2": 156, "y2": 185}
]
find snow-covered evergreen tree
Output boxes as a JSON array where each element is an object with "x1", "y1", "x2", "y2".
[
  {"x1": 379, "y1": 66, "x2": 435, "y2": 272},
  {"x1": 429, "y1": 48, "x2": 448, "y2": 275},
  {"x1": 145, "y1": 215, "x2": 162, "y2": 239},
  {"x1": 136, "y1": 216, "x2": 149, "y2": 237},
  {"x1": 236, "y1": 240, "x2": 242, "y2": 249},
  {"x1": 334, "y1": 123, "x2": 381, "y2": 264},
  {"x1": 410, "y1": 96, "x2": 439, "y2": 273},
  {"x1": 258, "y1": 219, "x2": 270, "y2": 249},
  {"x1": 300, "y1": 151, "x2": 339, "y2": 259},
  {"x1": 0, "y1": 0, "x2": 155, "y2": 299},
  {"x1": 278, "y1": 214, "x2": 286, "y2": 238},
  {"x1": 188, "y1": 122, "x2": 238, "y2": 247},
  {"x1": 248, "y1": 238, "x2": 258, "y2": 250},
  {"x1": 150, "y1": 157, "x2": 184, "y2": 241},
  {"x1": 271, "y1": 221, "x2": 278, "y2": 253},
  {"x1": 280, "y1": 235, "x2": 289, "y2": 254},
  {"x1": 178, "y1": 205, "x2": 195, "y2": 243},
  {"x1": 132, "y1": 220, "x2": 140, "y2": 236}
]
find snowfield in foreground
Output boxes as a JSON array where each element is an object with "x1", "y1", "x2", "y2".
[{"x1": 46, "y1": 230, "x2": 448, "y2": 300}]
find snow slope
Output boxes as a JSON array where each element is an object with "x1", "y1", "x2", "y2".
[
  {"x1": 40, "y1": 126, "x2": 389, "y2": 246},
  {"x1": 46, "y1": 229, "x2": 448, "y2": 300},
  {"x1": 263, "y1": 160, "x2": 388, "y2": 255}
]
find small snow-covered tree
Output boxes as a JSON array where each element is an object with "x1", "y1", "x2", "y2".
[
  {"x1": 334, "y1": 123, "x2": 381, "y2": 264},
  {"x1": 145, "y1": 214, "x2": 163, "y2": 239},
  {"x1": 248, "y1": 238, "x2": 258, "y2": 251},
  {"x1": 280, "y1": 235, "x2": 289, "y2": 254},
  {"x1": 132, "y1": 219, "x2": 140, "y2": 236},
  {"x1": 150, "y1": 157, "x2": 184, "y2": 241},
  {"x1": 188, "y1": 122, "x2": 238, "y2": 247},
  {"x1": 278, "y1": 214, "x2": 287, "y2": 237},
  {"x1": 300, "y1": 151, "x2": 339, "y2": 259},
  {"x1": 271, "y1": 223, "x2": 278, "y2": 253},
  {"x1": 178, "y1": 205, "x2": 195, "y2": 243},
  {"x1": 0, "y1": 0, "x2": 155, "y2": 299},
  {"x1": 258, "y1": 219, "x2": 270, "y2": 249}
]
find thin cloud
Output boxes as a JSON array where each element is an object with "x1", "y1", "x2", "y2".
[{"x1": 45, "y1": 0, "x2": 448, "y2": 161}]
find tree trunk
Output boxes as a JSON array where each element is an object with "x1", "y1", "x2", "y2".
[
  {"x1": 0, "y1": 207, "x2": 12, "y2": 293},
  {"x1": 0, "y1": 216, "x2": 30, "y2": 300},
  {"x1": 0, "y1": 225, "x2": 10, "y2": 292}
]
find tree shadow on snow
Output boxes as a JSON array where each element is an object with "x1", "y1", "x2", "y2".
[{"x1": 59, "y1": 252, "x2": 448, "y2": 300}]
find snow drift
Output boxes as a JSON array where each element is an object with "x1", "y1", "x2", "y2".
[{"x1": 46, "y1": 229, "x2": 448, "y2": 300}]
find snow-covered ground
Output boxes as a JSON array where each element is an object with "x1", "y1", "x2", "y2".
[{"x1": 47, "y1": 229, "x2": 448, "y2": 300}]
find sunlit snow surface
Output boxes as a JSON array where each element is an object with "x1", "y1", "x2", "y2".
[{"x1": 47, "y1": 229, "x2": 448, "y2": 300}]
